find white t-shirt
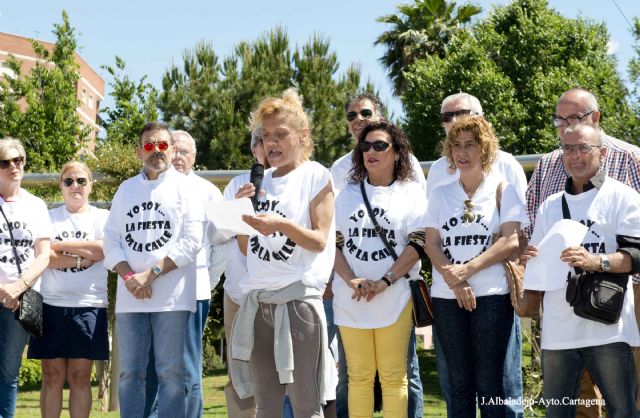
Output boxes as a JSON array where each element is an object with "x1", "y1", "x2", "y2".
[
  {"x1": 528, "y1": 177, "x2": 640, "y2": 350},
  {"x1": 223, "y1": 173, "x2": 250, "y2": 304},
  {"x1": 333, "y1": 180, "x2": 426, "y2": 328},
  {"x1": 425, "y1": 173, "x2": 530, "y2": 298},
  {"x1": 103, "y1": 167, "x2": 205, "y2": 313},
  {"x1": 40, "y1": 205, "x2": 110, "y2": 308},
  {"x1": 0, "y1": 190, "x2": 52, "y2": 285},
  {"x1": 241, "y1": 161, "x2": 336, "y2": 292},
  {"x1": 426, "y1": 150, "x2": 527, "y2": 204},
  {"x1": 331, "y1": 150, "x2": 426, "y2": 196},
  {"x1": 188, "y1": 171, "x2": 224, "y2": 300}
]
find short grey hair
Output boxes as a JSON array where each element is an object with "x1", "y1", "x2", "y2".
[
  {"x1": 250, "y1": 125, "x2": 262, "y2": 149},
  {"x1": 562, "y1": 123, "x2": 604, "y2": 146},
  {"x1": 171, "y1": 130, "x2": 197, "y2": 151},
  {"x1": 0, "y1": 137, "x2": 26, "y2": 162},
  {"x1": 345, "y1": 93, "x2": 386, "y2": 120},
  {"x1": 441, "y1": 92, "x2": 483, "y2": 116}
]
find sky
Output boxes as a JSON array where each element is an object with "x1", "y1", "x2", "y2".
[{"x1": 0, "y1": 0, "x2": 638, "y2": 119}]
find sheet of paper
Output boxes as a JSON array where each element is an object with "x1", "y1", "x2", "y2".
[
  {"x1": 524, "y1": 219, "x2": 589, "y2": 291},
  {"x1": 206, "y1": 198, "x2": 258, "y2": 243}
]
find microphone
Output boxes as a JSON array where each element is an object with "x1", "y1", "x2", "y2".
[{"x1": 249, "y1": 163, "x2": 264, "y2": 211}]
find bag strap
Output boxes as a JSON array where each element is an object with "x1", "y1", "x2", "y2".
[
  {"x1": 495, "y1": 181, "x2": 504, "y2": 215},
  {"x1": 0, "y1": 205, "x2": 22, "y2": 274},
  {"x1": 360, "y1": 181, "x2": 410, "y2": 279},
  {"x1": 561, "y1": 194, "x2": 571, "y2": 220}
]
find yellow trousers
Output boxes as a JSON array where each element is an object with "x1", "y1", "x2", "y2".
[{"x1": 339, "y1": 301, "x2": 413, "y2": 418}]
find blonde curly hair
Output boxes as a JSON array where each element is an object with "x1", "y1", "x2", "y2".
[
  {"x1": 442, "y1": 115, "x2": 498, "y2": 174},
  {"x1": 250, "y1": 88, "x2": 314, "y2": 160}
]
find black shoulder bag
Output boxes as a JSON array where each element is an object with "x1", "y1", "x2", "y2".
[
  {"x1": 0, "y1": 205, "x2": 43, "y2": 337},
  {"x1": 360, "y1": 182, "x2": 433, "y2": 327},
  {"x1": 562, "y1": 195, "x2": 628, "y2": 325}
]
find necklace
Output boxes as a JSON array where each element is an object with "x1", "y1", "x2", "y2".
[{"x1": 459, "y1": 176, "x2": 484, "y2": 224}]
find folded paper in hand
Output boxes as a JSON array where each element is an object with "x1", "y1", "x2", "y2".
[
  {"x1": 206, "y1": 198, "x2": 259, "y2": 244},
  {"x1": 524, "y1": 219, "x2": 588, "y2": 291}
]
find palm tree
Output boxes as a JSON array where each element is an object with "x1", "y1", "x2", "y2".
[{"x1": 375, "y1": 0, "x2": 482, "y2": 96}]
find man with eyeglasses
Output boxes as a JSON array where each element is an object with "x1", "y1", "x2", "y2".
[
  {"x1": 143, "y1": 130, "x2": 225, "y2": 418},
  {"x1": 103, "y1": 121, "x2": 204, "y2": 418},
  {"x1": 329, "y1": 93, "x2": 426, "y2": 418},
  {"x1": 523, "y1": 122, "x2": 640, "y2": 418},
  {"x1": 526, "y1": 87, "x2": 640, "y2": 418},
  {"x1": 425, "y1": 92, "x2": 527, "y2": 418}
]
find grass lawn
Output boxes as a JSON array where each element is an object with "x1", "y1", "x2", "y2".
[{"x1": 16, "y1": 349, "x2": 545, "y2": 417}]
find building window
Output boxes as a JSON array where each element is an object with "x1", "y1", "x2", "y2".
[
  {"x1": 88, "y1": 94, "x2": 94, "y2": 109},
  {"x1": 81, "y1": 88, "x2": 87, "y2": 104}
]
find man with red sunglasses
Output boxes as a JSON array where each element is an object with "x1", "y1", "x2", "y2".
[
  {"x1": 426, "y1": 92, "x2": 527, "y2": 418},
  {"x1": 103, "y1": 121, "x2": 204, "y2": 418}
]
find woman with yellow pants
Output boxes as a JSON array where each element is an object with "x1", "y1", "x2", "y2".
[{"x1": 333, "y1": 122, "x2": 427, "y2": 417}]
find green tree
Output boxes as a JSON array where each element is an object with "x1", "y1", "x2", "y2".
[
  {"x1": 376, "y1": 0, "x2": 481, "y2": 96},
  {"x1": 630, "y1": 17, "x2": 640, "y2": 119},
  {"x1": 403, "y1": 0, "x2": 638, "y2": 161},
  {"x1": 99, "y1": 56, "x2": 159, "y2": 145},
  {"x1": 0, "y1": 11, "x2": 89, "y2": 171},
  {"x1": 159, "y1": 27, "x2": 373, "y2": 169}
]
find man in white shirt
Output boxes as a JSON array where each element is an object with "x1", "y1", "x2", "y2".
[
  {"x1": 523, "y1": 123, "x2": 640, "y2": 417},
  {"x1": 143, "y1": 130, "x2": 224, "y2": 418},
  {"x1": 426, "y1": 92, "x2": 527, "y2": 418},
  {"x1": 103, "y1": 122, "x2": 204, "y2": 418}
]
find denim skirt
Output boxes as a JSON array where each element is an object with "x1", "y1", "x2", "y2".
[{"x1": 27, "y1": 303, "x2": 109, "y2": 360}]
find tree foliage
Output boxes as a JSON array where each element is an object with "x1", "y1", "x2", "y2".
[
  {"x1": 630, "y1": 17, "x2": 640, "y2": 117},
  {"x1": 376, "y1": 0, "x2": 481, "y2": 96},
  {"x1": 0, "y1": 11, "x2": 89, "y2": 171},
  {"x1": 99, "y1": 56, "x2": 159, "y2": 145},
  {"x1": 403, "y1": 0, "x2": 639, "y2": 161},
  {"x1": 159, "y1": 27, "x2": 373, "y2": 169}
]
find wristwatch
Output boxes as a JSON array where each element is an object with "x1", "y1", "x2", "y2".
[
  {"x1": 599, "y1": 255, "x2": 611, "y2": 272},
  {"x1": 383, "y1": 270, "x2": 396, "y2": 284},
  {"x1": 152, "y1": 264, "x2": 162, "y2": 277}
]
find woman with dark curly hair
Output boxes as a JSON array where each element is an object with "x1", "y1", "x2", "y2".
[
  {"x1": 333, "y1": 121, "x2": 427, "y2": 417},
  {"x1": 424, "y1": 116, "x2": 529, "y2": 418}
]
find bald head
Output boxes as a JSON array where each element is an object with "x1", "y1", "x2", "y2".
[{"x1": 555, "y1": 88, "x2": 601, "y2": 136}]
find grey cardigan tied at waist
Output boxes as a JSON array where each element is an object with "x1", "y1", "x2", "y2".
[{"x1": 229, "y1": 280, "x2": 329, "y2": 401}]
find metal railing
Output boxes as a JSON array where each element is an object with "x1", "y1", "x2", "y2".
[{"x1": 22, "y1": 154, "x2": 542, "y2": 188}]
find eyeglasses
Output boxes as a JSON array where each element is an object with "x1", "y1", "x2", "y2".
[
  {"x1": 0, "y1": 156, "x2": 25, "y2": 169},
  {"x1": 552, "y1": 110, "x2": 594, "y2": 128},
  {"x1": 346, "y1": 109, "x2": 374, "y2": 122},
  {"x1": 441, "y1": 109, "x2": 472, "y2": 123},
  {"x1": 360, "y1": 140, "x2": 391, "y2": 152},
  {"x1": 559, "y1": 143, "x2": 601, "y2": 155},
  {"x1": 62, "y1": 177, "x2": 89, "y2": 187},
  {"x1": 462, "y1": 200, "x2": 475, "y2": 224},
  {"x1": 174, "y1": 148, "x2": 193, "y2": 157},
  {"x1": 142, "y1": 141, "x2": 170, "y2": 153}
]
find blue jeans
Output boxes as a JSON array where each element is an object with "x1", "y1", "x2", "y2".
[
  {"x1": 334, "y1": 312, "x2": 423, "y2": 418},
  {"x1": 434, "y1": 308, "x2": 523, "y2": 418},
  {"x1": 144, "y1": 300, "x2": 210, "y2": 418},
  {"x1": 117, "y1": 310, "x2": 189, "y2": 418},
  {"x1": 433, "y1": 294, "x2": 513, "y2": 418},
  {"x1": 543, "y1": 342, "x2": 639, "y2": 418},
  {"x1": 0, "y1": 306, "x2": 29, "y2": 418}
]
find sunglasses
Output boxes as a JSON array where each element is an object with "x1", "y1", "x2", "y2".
[
  {"x1": 360, "y1": 140, "x2": 391, "y2": 152},
  {"x1": 62, "y1": 177, "x2": 89, "y2": 187},
  {"x1": 346, "y1": 108, "x2": 374, "y2": 122},
  {"x1": 142, "y1": 141, "x2": 170, "y2": 153},
  {"x1": 0, "y1": 156, "x2": 25, "y2": 170},
  {"x1": 462, "y1": 200, "x2": 475, "y2": 224},
  {"x1": 441, "y1": 109, "x2": 472, "y2": 123}
]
